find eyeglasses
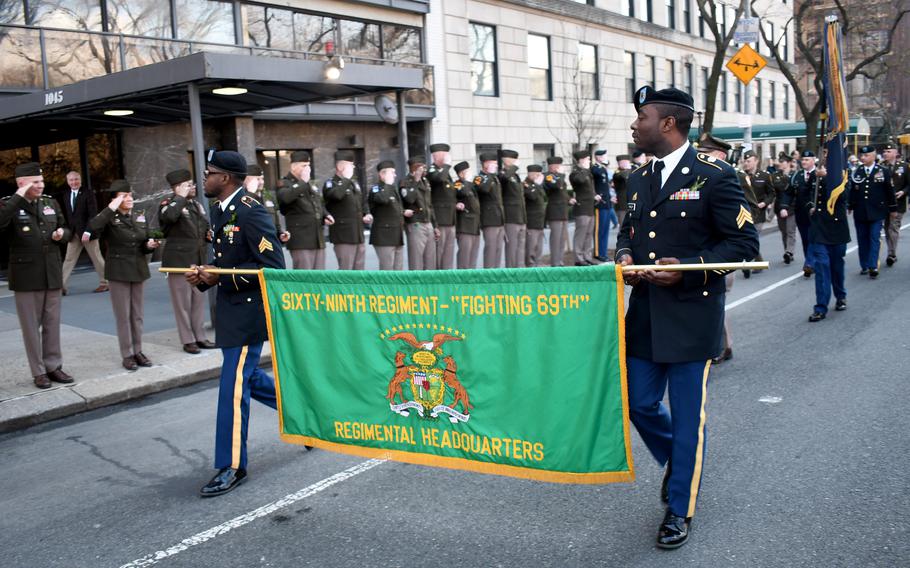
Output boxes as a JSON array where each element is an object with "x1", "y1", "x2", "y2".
[{"x1": 203, "y1": 169, "x2": 228, "y2": 178}]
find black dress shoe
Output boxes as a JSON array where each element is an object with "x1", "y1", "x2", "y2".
[
  {"x1": 742, "y1": 269, "x2": 751, "y2": 279},
  {"x1": 183, "y1": 343, "x2": 201, "y2": 354},
  {"x1": 783, "y1": 251, "x2": 793, "y2": 264},
  {"x1": 835, "y1": 298, "x2": 847, "y2": 311},
  {"x1": 196, "y1": 340, "x2": 217, "y2": 349},
  {"x1": 200, "y1": 467, "x2": 247, "y2": 497},
  {"x1": 860, "y1": 268, "x2": 868, "y2": 275},
  {"x1": 34, "y1": 374, "x2": 52, "y2": 389},
  {"x1": 574, "y1": 261, "x2": 587, "y2": 266},
  {"x1": 803, "y1": 266, "x2": 814, "y2": 278},
  {"x1": 869, "y1": 269, "x2": 879, "y2": 279},
  {"x1": 808, "y1": 311, "x2": 826, "y2": 322},
  {"x1": 594, "y1": 256, "x2": 607, "y2": 262},
  {"x1": 584, "y1": 260, "x2": 595, "y2": 265},
  {"x1": 886, "y1": 255, "x2": 896, "y2": 267},
  {"x1": 657, "y1": 510, "x2": 691, "y2": 549},
  {"x1": 712, "y1": 347, "x2": 733, "y2": 364},
  {"x1": 48, "y1": 367, "x2": 74, "y2": 384},
  {"x1": 661, "y1": 461, "x2": 671, "y2": 503}
]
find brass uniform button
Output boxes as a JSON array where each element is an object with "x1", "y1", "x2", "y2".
[
  {"x1": 649, "y1": 252, "x2": 656, "y2": 260},
  {"x1": 703, "y1": 291, "x2": 709, "y2": 297},
  {"x1": 681, "y1": 211, "x2": 687, "y2": 217},
  {"x1": 650, "y1": 211, "x2": 657, "y2": 218},
  {"x1": 649, "y1": 231, "x2": 656, "y2": 238}
]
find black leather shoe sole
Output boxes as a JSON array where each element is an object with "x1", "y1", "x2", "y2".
[
  {"x1": 886, "y1": 256, "x2": 896, "y2": 266},
  {"x1": 657, "y1": 533, "x2": 690, "y2": 549},
  {"x1": 808, "y1": 312, "x2": 826, "y2": 322},
  {"x1": 200, "y1": 475, "x2": 246, "y2": 498}
]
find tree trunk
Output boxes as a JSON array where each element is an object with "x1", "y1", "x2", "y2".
[{"x1": 702, "y1": 54, "x2": 727, "y2": 133}]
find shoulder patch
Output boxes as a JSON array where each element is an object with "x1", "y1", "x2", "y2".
[
  {"x1": 696, "y1": 153, "x2": 723, "y2": 171},
  {"x1": 372, "y1": 185, "x2": 380, "y2": 193},
  {"x1": 325, "y1": 180, "x2": 333, "y2": 189},
  {"x1": 545, "y1": 175, "x2": 554, "y2": 182},
  {"x1": 240, "y1": 195, "x2": 259, "y2": 207},
  {"x1": 474, "y1": 176, "x2": 483, "y2": 184},
  {"x1": 630, "y1": 160, "x2": 651, "y2": 175}
]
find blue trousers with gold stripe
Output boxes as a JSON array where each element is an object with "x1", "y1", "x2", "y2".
[
  {"x1": 215, "y1": 343, "x2": 277, "y2": 470},
  {"x1": 595, "y1": 208, "x2": 611, "y2": 259},
  {"x1": 627, "y1": 357, "x2": 711, "y2": 519}
]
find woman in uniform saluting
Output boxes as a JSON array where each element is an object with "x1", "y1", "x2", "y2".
[{"x1": 89, "y1": 180, "x2": 160, "y2": 370}]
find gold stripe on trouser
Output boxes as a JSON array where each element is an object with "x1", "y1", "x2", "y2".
[
  {"x1": 231, "y1": 346, "x2": 249, "y2": 469},
  {"x1": 687, "y1": 359, "x2": 712, "y2": 518}
]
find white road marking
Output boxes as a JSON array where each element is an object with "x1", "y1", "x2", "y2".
[
  {"x1": 758, "y1": 396, "x2": 783, "y2": 404},
  {"x1": 119, "y1": 458, "x2": 385, "y2": 568}
]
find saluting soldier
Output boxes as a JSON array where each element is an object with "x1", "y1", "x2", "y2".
[
  {"x1": 186, "y1": 150, "x2": 285, "y2": 497},
  {"x1": 0, "y1": 162, "x2": 73, "y2": 389},
  {"x1": 369, "y1": 161, "x2": 405, "y2": 270},
  {"x1": 613, "y1": 155, "x2": 632, "y2": 232},
  {"x1": 454, "y1": 161, "x2": 481, "y2": 269},
  {"x1": 324, "y1": 151, "x2": 370, "y2": 270},
  {"x1": 788, "y1": 151, "x2": 821, "y2": 277},
  {"x1": 524, "y1": 164, "x2": 548, "y2": 267},
  {"x1": 848, "y1": 145, "x2": 896, "y2": 278},
  {"x1": 737, "y1": 150, "x2": 772, "y2": 276},
  {"x1": 771, "y1": 153, "x2": 797, "y2": 264},
  {"x1": 499, "y1": 149, "x2": 527, "y2": 268},
  {"x1": 475, "y1": 153, "x2": 505, "y2": 268},
  {"x1": 617, "y1": 87, "x2": 759, "y2": 549},
  {"x1": 277, "y1": 151, "x2": 334, "y2": 270},
  {"x1": 243, "y1": 165, "x2": 285, "y2": 241},
  {"x1": 591, "y1": 149, "x2": 612, "y2": 261},
  {"x1": 543, "y1": 156, "x2": 569, "y2": 267},
  {"x1": 569, "y1": 150, "x2": 599, "y2": 266},
  {"x1": 427, "y1": 143, "x2": 457, "y2": 269},
  {"x1": 400, "y1": 157, "x2": 437, "y2": 270},
  {"x1": 89, "y1": 180, "x2": 159, "y2": 371},
  {"x1": 882, "y1": 142, "x2": 907, "y2": 266},
  {"x1": 158, "y1": 169, "x2": 215, "y2": 354}
]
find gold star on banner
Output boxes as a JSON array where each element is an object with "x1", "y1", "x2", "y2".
[
  {"x1": 418, "y1": 323, "x2": 424, "y2": 329},
  {"x1": 385, "y1": 329, "x2": 390, "y2": 335},
  {"x1": 405, "y1": 324, "x2": 411, "y2": 329}
]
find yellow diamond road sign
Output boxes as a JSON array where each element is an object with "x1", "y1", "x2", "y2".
[{"x1": 726, "y1": 44, "x2": 767, "y2": 85}]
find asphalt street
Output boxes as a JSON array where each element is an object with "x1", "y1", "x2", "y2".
[{"x1": 1, "y1": 223, "x2": 908, "y2": 567}]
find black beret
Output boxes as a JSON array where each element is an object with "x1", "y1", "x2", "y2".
[
  {"x1": 429, "y1": 143, "x2": 450, "y2": 153},
  {"x1": 290, "y1": 151, "x2": 311, "y2": 163},
  {"x1": 14, "y1": 162, "x2": 42, "y2": 177},
  {"x1": 108, "y1": 179, "x2": 131, "y2": 194},
  {"x1": 777, "y1": 152, "x2": 791, "y2": 161},
  {"x1": 407, "y1": 157, "x2": 426, "y2": 167},
  {"x1": 246, "y1": 165, "x2": 263, "y2": 177},
  {"x1": 633, "y1": 85, "x2": 695, "y2": 113},
  {"x1": 882, "y1": 141, "x2": 898, "y2": 151},
  {"x1": 454, "y1": 161, "x2": 470, "y2": 173},
  {"x1": 527, "y1": 164, "x2": 543, "y2": 173},
  {"x1": 632, "y1": 150, "x2": 644, "y2": 158},
  {"x1": 696, "y1": 132, "x2": 731, "y2": 153},
  {"x1": 859, "y1": 145, "x2": 876, "y2": 154},
  {"x1": 207, "y1": 150, "x2": 248, "y2": 176},
  {"x1": 594, "y1": 149, "x2": 607, "y2": 156},
  {"x1": 801, "y1": 150, "x2": 815, "y2": 158},
  {"x1": 334, "y1": 150, "x2": 355, "y2": 163},
  {"x1": 500, "y1": 149, "x2": 519, "y2": 159},
  {"x1": 616, "y1": 154, "x2": 631, "y2": 162},
  {"x1": 572, "y1": 150, "x2": 589, "y2": 161},
  {"x1": 546, "y1": 156, "x2": 563, "y2": 165},
  {"x1": 377, "y1": 160, "x2": 395, "y2": 171},
  {"x1": 479, "y1": 152, "x2": 498, "y2": 162},
  {"x1": 166, "y1": 169, "x2": 192, "y2": 186},
  {"x1": 742, "y1": 149, "x2": 758, "y2": 160}
]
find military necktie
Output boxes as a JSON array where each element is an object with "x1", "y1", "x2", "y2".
[{"x1": 650, "y1": 160, "x2": 665, "y2": 201}]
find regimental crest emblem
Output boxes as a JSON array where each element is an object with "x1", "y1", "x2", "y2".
[{"x1": 384, "y1": 329, "x2": 472, "y2": 423}]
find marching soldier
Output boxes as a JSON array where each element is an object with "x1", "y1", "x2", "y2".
[
  {"x1": 543, "y1": 157, "x2": 569, "y2": 267},
  {"x1": 368, "y1": 161, "x2": 405, "y2": 270},
  {"x1": 158, "y1": 169, "x2": 215, "y2": 354},
  {"x1": 324, "y1": 151, "x2": 369, "y2": 270},
  {"x1": 738, "y1": 150, "x2": 772, "y2": 276},
  {"x1": 569, "y1": 150, "x2": 599, "y2": 266},
  {"x1": 882, "y1": 142, "x2": 907, "y2": 266},
  {"x1": 401, "y1": 157, "x2": 437, "y2": 270},
  {"x1": 454, "y1": 161, "x2": 481, "y2": 269},
  {"x1": 848, "y1": 145, "x2": 896, "y2": 278},
  {"x1": 0, "y1": 162, "x2": 73, "y2": 389},
  {"x1": 788, "y1": 151, "x2": 820, "y2": 278},
  {"x1": 807, "y1": 152, "x2": 851, "y2": 322},
  {"x1": 499, "y1": 149, "x2": 527, "y2": 267},
  {"x1": 591, "y1": 149, "x2": 612, "y2": 261},
  {"x1": 771, "y1": 153, "x2": 797, "y2": 264},
  {"x1": 475, "y1": 153, "x2": 505, "y2": 268},
  {"x1": 277, "y1": 151, "x2": 334, "y2": 270},
  {"x1": 89, "y1": 180, "x2": 160, "y2": 371},
  {"x1": 617, "y1": 86, "x2": 759, "y2": 549},
  {"x1": 427, "y1": 143, "x2": 457, "y2": 269},
  {"x1": 186, "y1": 150, "x2": 285, "y2": 497},
  {"x1": 524, "y1": 164, "x2": 548, "y2": 267}
]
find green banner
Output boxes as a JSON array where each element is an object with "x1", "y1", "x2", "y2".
[{"x1": 260, "y1": 265, "x2": 634, "y2": 484}]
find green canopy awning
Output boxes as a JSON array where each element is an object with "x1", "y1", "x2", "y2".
[{"x1": 690, "y1": 118, "x2": 867, "y2": 142}]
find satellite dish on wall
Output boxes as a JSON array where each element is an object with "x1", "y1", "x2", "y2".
[{"x1": 375, "y1": 95, "x2": 399, "y2": 124}]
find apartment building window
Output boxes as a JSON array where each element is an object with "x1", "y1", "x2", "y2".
[
  {"x1": 579, "y1": 43, "x2": 599, "y2": 99},
  {"x1": 647, "y1": 55, "x2": 657, "y2": 88},
  {"x1": 683, "y1": 62, "x2": 693, "y2": 96},
  {"x1": 735, "y1": 79, "x2": 742, "y2": 112},
  {"x1": 721, "y1": 72, "x2": 728, "y2": 111},
  {"x1": 666, "y1": 0, "x2": 676, "y2": 29},
  {"x1": 107, "y1": 0, "x2": 172, "y2": 37},
  {"x1": 665, "y1": 59, "x2": 676, "y2": 88},
  {"x1": 781, "y1": 30, "x2": 789, "y2": 61},
  {"x1": 528, "y1": 34, "x2": 552, "y2": 100},
  {"x1": 639, "y1": 0, "x2": 653, "y2": 22},
  {"x1": 625, "y1": 51, "x2": 637, "y2": 102},
  {"x1": 769, "y1": 81, "x2": 776, "y2": 118},
  {"x1": 755, "y1": 78, "x2": 762, "y2": 114},
  {"x1": 783, "y1": 84, "x2": 790, "y2": 119},
  {"x1": 698, "y1": 12, "x2": 705, "y2": 38},
  {"x1": 718, "y1": 5, "x2": 726, "y2": 37},
  {"x1": 382, "y1": 25, "x2": 422, "y2": 62},
  {"x1": 177, "y1": 0, "x2": 235, "y2": 43},
  {"x1": 628, "y1": 0, "x2": 635, "y2": 17},
  {"x1": 683, "y1": 0, "x2": 691, "y2": 33},
  {"x1": 470, "y1": 23, "x2": 498, "y2": 97},
  {"x1": 340, "y1": 20, "x2": 381, "y2": 58},
  {"x1": 700, "y1": 66, "x2": 708, "y2": 109}
]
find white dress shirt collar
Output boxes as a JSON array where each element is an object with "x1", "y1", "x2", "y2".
[
  {"x1": 653, "y1": 141, "x2": 690, "y2": 188},
  {"x1": 220, "y1": 186, "x2": 243, "y2": 212}
]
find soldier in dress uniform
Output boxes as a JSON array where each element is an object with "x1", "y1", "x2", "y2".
[
  {"x1": 454, "y1": 161, "x2": 481, "y2": 269},
  {"x1": 848, "y1": 145, "x2": 896, "y2": 278},
  {"x1": 499, "y1": 149, "x2": 527, "y2": 268},
  {"x1": 771, "y1": 153, "x2": 797, "y2": 264},
  {"x1": 277, "y1": 151, "x2": 334, "y2": 270},
  {"x1": 524, "y1": 164, "x2": 547, "y2": 267},
  {"x1": 737, "y1": 150, "x2": 772, "y2": 277},
  {"x1": 244, "y1": 165, "x2": 285, "y2": 242},
  {"x1": 617, "y1": 86, "x2": 759, "y2": 548},
  {"x1": 475, "y1": 153, "x2": 505, "y2": 268},
  {"x1": 569, "y1": 150, "x2": 599, "y2": 266},
  {"x1": 427, "y1": 143, "x2": 457, "y2": 269},
  {"x1": 368, "y1": 161, "x2": 405, "y2": 270},
  {"x1": 0, "y1": 162, "x2": 73, "y2": 389},
  {"x1": 789, "y1": 151, "x2": 821, "y2": 277},
  {"x1": 324, "y1": 151, "x2": 370, "y2": 270},
  {"x1": 591, "y1": 149, "x2": 612, "y2": 261},
  {"x1": 882, "y1": 142, "x2": 907, "y2": 266},
  {"x1": 543, "y1": 157, "x2": 569, "y2": 267},
  {"x1": 186, "y1": 150, "x2": 285, "y2": 497},
  {"x1": 401, "y1": 157, "x2": 438, "y2": 270},
  {"x1": 158, "y1": 169, "x2": 216, "y2": 354},
  {"x1": 89, "y1": 180, "x2": 160, "y2": 370},
  {"x1": 613, "y1": 155, "x2": 632, "y2": 234}
]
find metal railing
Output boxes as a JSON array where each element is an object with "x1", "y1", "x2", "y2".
[{"x1": 0, "y1": 23, "x2": 434, "y2": 106}]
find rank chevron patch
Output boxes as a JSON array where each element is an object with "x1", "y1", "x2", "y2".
[
  {"x1": 258, "y1": 236, "x2": 274, "y2": 253},
  {"x1": 736, "y1": 204, "x2": 754, "y2": 229}
]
